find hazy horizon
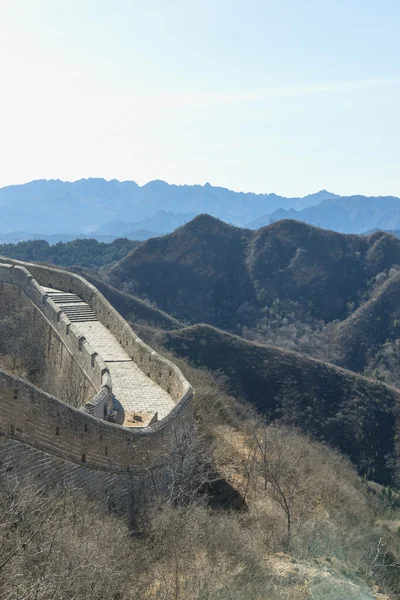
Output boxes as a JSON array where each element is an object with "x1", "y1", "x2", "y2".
[
  {"x1": 0, "y1": 0, "x2": 399, "y2": 197},
  {"x1": 3, "y1": 176, "x2": 400, "y2": 200},
  {"x1": 0, "y1": 176, "x2": 341, "y2": 198}
]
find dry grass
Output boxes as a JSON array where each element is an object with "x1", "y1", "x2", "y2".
[{"x1": 2, "y1": 324, "x2": 400, "y2": 599}]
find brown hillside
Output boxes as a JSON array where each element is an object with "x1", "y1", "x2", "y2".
[
  {"x1": 161, "y1": 323, "x2": 400, "y2": 485},
  {"x1": 333, "y1": 270, "x2": 400, "y2": 372},
  {"x1": 108, "y1": 215, "x2": 255, "y2": 329},
  {"x1": 246, "y1": 222, "x2": 400, "y2": 320},
  {"x1": 107, "y1": 217, "x2": 400, "y2": 328}
]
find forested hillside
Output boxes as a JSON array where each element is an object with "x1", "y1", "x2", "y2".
[
  {"x1": 159, "y1": 323, "x2": 400, "y2": 485},
  {"x1": 107, "y1": 216, "x2": 400, "y2": 326},
  {"x1": 0, "y1": 237, "x2": 140, "y2": 270}
]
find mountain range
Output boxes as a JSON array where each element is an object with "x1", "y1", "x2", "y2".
[
  {"x1": 98, "y1": 215, "x2": 400, "y2": 485},
  {"x1": 107, "y1": 215, "x2": 400, "y2": 327},
  {"x1": 252, "y1": 195, "x2": 400, "y2": 233},
  {"x1": 0, "y1": 179, "x2": 340, "y2": 241},
  {"x1": 1, "y1": 178, "x2": 400, "y2": 241}
]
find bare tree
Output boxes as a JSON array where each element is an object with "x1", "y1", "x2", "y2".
[
  {"x1": 166, "y1": 423, "x2": 217, "y2": 506},
  {"x1": 245, "y1": 422, "x2": 318, "y2": 551}
]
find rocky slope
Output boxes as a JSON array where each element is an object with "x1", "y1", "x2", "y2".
[
  {"x1": 108, "y1": 217, "x2": 400, "y2": 327},
  {"x1": 161, "y1": 323, "x2": 400, "y2": 485}
]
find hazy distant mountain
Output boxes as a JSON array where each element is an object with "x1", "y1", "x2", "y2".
[
  {"x1": 0, "y1": 178, "x2": 337, "y2": 237},
  {"x1": 0, "y1": 231, "x2": 120, "y2": 244},
  {"x1": 249, "y1": 195, "x2": 400, "y2": 233},
  {"x1": 97, "y1": 210, "x2": 197, "y2": 236},
  {"x1": 2, "y1": 178, "x2": 400, "y2": 238}
]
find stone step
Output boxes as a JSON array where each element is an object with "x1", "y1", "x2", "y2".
[
  {"x1": 61, "y1": 305, "x2": 94, "y2": 311},
  {"x1": 65, "y1": 314, "x2": 97, "y2": 318},
  {"x1": 62, "y1": 308, "x2": 97, "y2": 316},
  {"x1": 63, "y1": 313, "x2": 98, "y2": 319},
  {"x1": 61, "y1": 304, "x2": 98, "y2": 322},
  {"x1": 47, "y1": 293, "x2": 82, "y2": 304},
  {"x1": 67, "y1": 316, "x2": 98, "y2": 323}
]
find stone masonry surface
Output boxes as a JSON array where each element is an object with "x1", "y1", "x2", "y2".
[
  {"x1": 77, "y1": 321, "x2": 175, "y2": 419},
  {"x1": 0, "y1": 258, "x2": 194, "y2": 516},
  {"x1": 42, "y1": 286, "x2": 175, "y2": 419}
]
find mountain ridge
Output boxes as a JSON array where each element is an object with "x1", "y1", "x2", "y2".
[
  {"x1": 159, "y1": 322, "x2": 400, "y2": 485},
  {"x1": 250, "y1": 195, "x2": 400, "y2": 233},
  {"x1": 107, "y1": 216, "x2": 400, "y2": 328},
  {"x1": 1, "y1": 178, "x2": 400, "y2": 239},
  {"x1": 0, "y1": 178, "x2": 342, "y2": 236}
]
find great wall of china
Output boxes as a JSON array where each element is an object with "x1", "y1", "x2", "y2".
[{"x1": 0, "y1": 257, "x2": 193, "y2": 516}]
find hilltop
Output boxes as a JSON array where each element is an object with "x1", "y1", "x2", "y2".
[
  {"x1": 107, "y1": 216, "x2": 400, "y2": 328},
  {"x1": 108, "y1": 215, "x2": 254, "y2": 328}
]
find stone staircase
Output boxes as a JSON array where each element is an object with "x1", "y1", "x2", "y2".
[
  {"x1": 42, "y1": 286, "x2": 176, "y2": 420},
  {"x1": 44, "y1": 289, "x2": 98, "y2": 322}
]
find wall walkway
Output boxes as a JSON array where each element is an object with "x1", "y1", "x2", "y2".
[
  {"x1": 44, "y1": 285, "x2": 176, "y2": 420},
  {"x1": 0, "y1": 258, "x2": 194, "y2": 514}
]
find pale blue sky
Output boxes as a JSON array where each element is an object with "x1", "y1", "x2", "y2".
[{"x1": 0, "y1": 0, "x2": 399, "y2": 196}]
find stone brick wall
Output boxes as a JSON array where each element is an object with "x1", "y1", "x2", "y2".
[
  {"x1": 0, "y1": 257, "x2": 190, "y2": 409},
  {"x1": 0, "y1": 257, "x2": 194, "y2": 513},
  {"x1": 0, "y1": 263, "x2": 111, "y2": 411},
  {"x1": 0, "y1": 435, "x2": 175, "y2": 517},
  {"x1": 0, "y1": 283, "x2": 97, "y2": 406},
  {"x1": 0, "y1": 368, "x2": 192, "y2": 515},
  {"x1": 0, "y1": 369, "x2": 192, "y2": 474}
]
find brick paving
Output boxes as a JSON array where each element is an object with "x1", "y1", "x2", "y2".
[{"x1": 45, "y1": 288, "x2": 175, "y2": 421}]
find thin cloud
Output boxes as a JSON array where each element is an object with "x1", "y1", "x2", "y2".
[
  {"x1": 182, "y1": 77, "x2": 400, "y2": 106},
  {"x1": 115, "y1": 77, "x2": 400, "y2": 112},
  {"x1": 246, "y1": 77, "x2": 400, "y2": 98}
]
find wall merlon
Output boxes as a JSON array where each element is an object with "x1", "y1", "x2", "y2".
[{"x1": 0, "y1": 256, "x2": 194, "y2": 493}]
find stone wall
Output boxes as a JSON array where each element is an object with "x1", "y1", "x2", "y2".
[
  {"x1": 0, "y1": 436, "x2": 173, "y2": 518},
  {"x1": 0, "y1": 257, "x2": 190, "y2": 407},
  {"x1": 0, "y1": 368, "x2": 192, "y2": 515},
  {"x1": 0, "y1": 262, "x2": 112, "y2": 415},
  {"x1": 0, "y1": 282, "x2": 96, "y2": 406},
  {"x1": 0, "y1": 369, "x2": 192, "y2": 475},
  {"x1": 0, "y1": 257, "x2": 194, "y2": 514}
]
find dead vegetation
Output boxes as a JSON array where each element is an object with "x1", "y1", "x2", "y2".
[
  {"x1": 2, "y1": 273, "x2": 400, "y2": 597},
  {"x1": 2, "y1": 354, "x2": 400, "y2": 599}
]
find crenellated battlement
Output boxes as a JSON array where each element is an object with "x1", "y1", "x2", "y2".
[{"x1": 0, "y1": 258, "x2": 194, "y2": 514}]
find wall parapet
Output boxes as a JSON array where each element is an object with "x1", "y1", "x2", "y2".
[
  {"x1": 0, "y1": 256, "x2": 194, "y2": 475},
  {"x1": 0, "y1": 369, "x2": 192, "y2": 475},
  {"x1": 0, "y1": 262, "x2": 112, "y2": 417},
  {"x1": 0, "y1": 256, "x2": 192, "y2": 416}
]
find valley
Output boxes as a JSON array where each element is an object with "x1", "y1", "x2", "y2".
[{"x1": 3, "y1": 216, "x2": 400, "y2": 599}]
